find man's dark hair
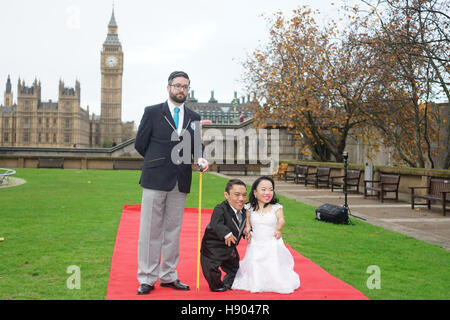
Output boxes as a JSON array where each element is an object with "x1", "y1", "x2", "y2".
[
  {"x1": 225, "y1": 179, "x2": 246, "y2": 194},
  {"x1": 168, "y1": 71, "x2": 190, "y2": 84}
]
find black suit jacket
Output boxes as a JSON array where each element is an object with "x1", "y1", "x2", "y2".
[
  {"x1": 201, "y1": 201, "x2": 246, "y2": 261},
  {"x1": 135, "y1": 102, "x2": 202, "y2": 193}
]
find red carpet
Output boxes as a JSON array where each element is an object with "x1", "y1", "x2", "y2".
[{"x1": 106, "y1": 205, "x2": 368, "y2": 300}]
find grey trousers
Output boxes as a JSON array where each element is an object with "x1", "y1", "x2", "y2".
[{"x1": 137, "y1": 183, "x2": 187, "y2": 285}]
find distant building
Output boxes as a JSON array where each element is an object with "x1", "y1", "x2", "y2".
[
  {"x1": 0, "y1": 9, "x2": 135, "y2": 148},
  {"x1": 186, "y1": 91, "x2": 254, "y2": 125}
]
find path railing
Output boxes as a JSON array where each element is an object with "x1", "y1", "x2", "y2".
[{"x1": 0, "y1": 168, "x2": 16, "y2": 185}]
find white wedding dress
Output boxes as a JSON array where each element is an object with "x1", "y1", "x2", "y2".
[{"x1": 232, "y1": 203, "x2": 300, "y2": 294}]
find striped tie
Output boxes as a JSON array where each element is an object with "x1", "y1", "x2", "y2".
[
  {"x1": 174, "y1": 107, "x2": 180, "y2": 129},
  {"x1": 236, "y1": 211, "x2": 243, "y2": 224}
]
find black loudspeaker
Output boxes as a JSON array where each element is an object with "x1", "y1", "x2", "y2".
[{"x1": 315, "y1": 203, "x2": 349, "y2": 225}]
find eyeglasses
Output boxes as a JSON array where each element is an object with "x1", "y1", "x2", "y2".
[{"x1": 169, "y1": 84, "x2": 190, "y2": 91}]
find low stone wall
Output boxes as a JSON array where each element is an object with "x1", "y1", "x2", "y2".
[
  {"x1": 0, "y1": 155, "x2": 136, "y2": 170},
  {"x1": 1, "y1": 149, "x2": 448, "y2": 201},
  {"x1": 0, "y1": 154, "x2": 272, "y2": 173}
]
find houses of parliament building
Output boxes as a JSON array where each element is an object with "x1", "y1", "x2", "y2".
[{"x1": 0, "y1": 10, "x2": 135, "y2": 149}]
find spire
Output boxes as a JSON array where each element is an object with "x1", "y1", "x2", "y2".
[
  {"x1": 109, "y1": 5, "x2": 117, "y2": 28},
  {"x1": 209, "y1": 91, "x2": 218, "y2": 104},
  {"x1": 231, "y1": 91, "x2": 240, "y2": 105},
  {"x1": 104, "y1": 6, "x2": 121, "y2": 46},
  {"x1": 5, "y1": 75, "x2": 11, "y2": 93}
]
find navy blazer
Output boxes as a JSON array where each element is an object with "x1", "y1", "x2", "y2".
[
  {"x1": 200, "y1": 201, "x2": 246, "y2": 261},
  {"x1": 135, "y1": 101, "x2": 202, "y2": 193}
]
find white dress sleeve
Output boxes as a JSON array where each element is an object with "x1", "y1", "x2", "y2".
[{"x1": 272, "y1": 203, "x2": 283, "y2": 212}]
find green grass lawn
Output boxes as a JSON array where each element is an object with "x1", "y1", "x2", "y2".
[{"x1": 0, "y1": 169, "x2": 449, "y2": 300}]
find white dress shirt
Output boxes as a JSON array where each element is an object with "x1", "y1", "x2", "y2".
[
  {"x1": 167, "y1": 99, "x2": 185, "y2": 135},
  {"x1": 225, "y1": 203, "x2": 242, "y2": 239}
]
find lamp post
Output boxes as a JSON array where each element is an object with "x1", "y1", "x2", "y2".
[
  {"x1": 342, "y1": 151, "x2": 366, "y2": 221},
  {"x1": 343, "y1": 151, "x2": 349, "y2": 212}
]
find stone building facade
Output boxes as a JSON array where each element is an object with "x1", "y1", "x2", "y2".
[
  {"x1": 0, "y1": 9, "x2": 135, "y2": 148},
  {"x1": 0, "y1": 77, "x2": 91, "y2": 148},
  {"x1": 186, "y1": 91, "x2": 254, "y2": 125}
]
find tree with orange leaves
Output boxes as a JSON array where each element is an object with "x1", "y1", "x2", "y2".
[
  {"x1": 354, "y1": 0, "x2": 449, "y2": 168},
  {"x1": 245, "y1": 2, "x2": 448, "y2": 168},
  {"x1": 243, "y1": 6, "x2": 371, "y2": 162}
]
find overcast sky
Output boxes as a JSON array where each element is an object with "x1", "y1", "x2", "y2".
[{"x1": 0, "y1": 0, "x2": 355, "y2": 125}]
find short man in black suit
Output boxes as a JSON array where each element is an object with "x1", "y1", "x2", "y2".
[
  {"x1": 135, "y1": 71, "x2": 209, "y2": 295},
  {"x1": 200, "y1": 179, "x2": 247, "y2": 292}
]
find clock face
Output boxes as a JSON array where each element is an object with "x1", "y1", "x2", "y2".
[{"x1": 106, "y1": 55, "x2": 118, "y2": 67}]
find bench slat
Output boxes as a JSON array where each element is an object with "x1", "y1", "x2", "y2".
[
  {"x1": 411, "y1": 177, "x2": 450, "y2": 215},
  {"x1": 38, "y1": 158, "x2": 64, "y2": 169},
  {"x1": 364, "y1": 173, "x2": 400, "y2": 202},
  {"x1": 217, "y1": 164, "x2": 248, "y2": 176}
]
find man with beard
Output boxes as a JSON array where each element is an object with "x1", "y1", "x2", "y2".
[{"x1": 135, "y1": 71, "x2": 209, "y2": 295}]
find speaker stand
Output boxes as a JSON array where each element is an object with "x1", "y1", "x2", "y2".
[{"x1": 343, "y1": 152, "x2": 366, "y2": 222}]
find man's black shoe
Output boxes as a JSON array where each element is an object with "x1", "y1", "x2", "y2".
[
  {"x1": 210, "y1": 286, "x2": 227, "y2": 292},
  {"x1": 160, "y1": 279, "x2": 190, "y2": 291},
  {"x1": 137, "y1": 283, "x2": 154, "y2": 295}
]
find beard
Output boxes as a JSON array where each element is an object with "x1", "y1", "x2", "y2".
[{"x1": 169, "y1": 91, "x2": 187, "y2": 104}]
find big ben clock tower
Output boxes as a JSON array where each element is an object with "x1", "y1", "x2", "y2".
[{"x1": 100, "y1": 8, "x2": 123, "y2": 146}]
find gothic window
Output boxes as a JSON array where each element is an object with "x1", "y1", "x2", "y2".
[
  {"x1": 25, "y1": 101, "x2": 30, "y2": 110},
  {"x1": 23, "y1": 132, "x2": 29, "y2": 143},
  {"x1": 23, "y1": 117, "x2": 30, "y2": 129},
  {"x1": 4, "y1": 133, "x2": 9, "y2": 142},
  {"x1": 4, "y1": 119, "x2": 9, "y2": 129},
  {"x1": 65, "y1": 119, "x2": 71, "y2": 129}
]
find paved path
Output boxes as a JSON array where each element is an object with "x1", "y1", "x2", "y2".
[
  {"x1": 0, "y1": 177, "x2": 26, "y2": 189},
  {"x1": 216, "y1": 173, "x2": 450, "y2": 251}
]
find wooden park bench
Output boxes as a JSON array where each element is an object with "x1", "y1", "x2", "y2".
[
  {"x1": 331, "y1": 169, "x2": 362, "y2": 193},
  {"x1": 364, "y1": 173, "x2": 400, "y2": 202},
  {"x1": 113, "y1": 160, "x2": 143, "y2": 170},
  {"x1": 0, "y1": 168, "x2": 16, "y2": 185},
  {"x1": 305, "y1": 167, "x2": 331, "y2": 188},
  {"x1": 38, "y1": 158, "x2": 64, "y2": 169},
  {"x1": 409, "y1": 177, "x2": 450, "y2": 216},
  {"x1": 217, "y1": 164, "x2": 248, "y2": 176},
  {"x1": 285, "y1": 165, "x2": 309, "y2": 184}
]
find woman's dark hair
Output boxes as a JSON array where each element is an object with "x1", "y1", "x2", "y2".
[{"x1": 248, "y1": 176, "x2": 279, "y2": 211}]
